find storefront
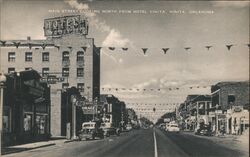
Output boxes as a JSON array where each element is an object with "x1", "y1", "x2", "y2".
[
  {"x1": 2, "y1": 70, "x2": 50, "y2": 146},
  {"x1": 226, "y1": 106, "x2": 249, "y2": 135}
]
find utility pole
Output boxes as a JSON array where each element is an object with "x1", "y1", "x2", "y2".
[{"x1": 71, "y1": 95, "x2": 77, "y2": 140}]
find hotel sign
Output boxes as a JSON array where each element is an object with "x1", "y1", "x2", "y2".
[{"x1": 44, "y1": 15, "x2": 88, "y2": 37}]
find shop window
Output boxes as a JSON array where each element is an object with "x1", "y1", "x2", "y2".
[
  {"x1": 77, "y1": 68, "x2": 84, "y2": 77},
  {"x1": 36, "y1": 115, "x2": 46, "y2": 134},
  {"x1": 24, "y1": 114, "x2": 32, "y2": 132},
  {"x1": 42, "y1": 52, "x2": 49, "y2": 62},
  {"x1": 62, "y1": 51, "x2": 69, "y2": 61},
  {"x1": 77, "y1": 83, "x2": 84, "y2": 92},
  {"x1": 62, "y1": 68, "x2": 69, "y2": 77},
  {"x1": 77, "y1": 51, "x2": 84, "y2": 61},
  {"x1": 3, "y1": 107, "x2": 11, "y2": 133},
  {"x1": 8, "y1": 52, "x2": 15, "y2": 62},
  {"x1": 25, "y1": 52, "x2": 32, "y2": 62}
]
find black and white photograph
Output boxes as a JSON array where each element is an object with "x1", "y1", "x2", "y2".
[{"x1": 0, "y1": 0, "x2": 249, "y2": 157}]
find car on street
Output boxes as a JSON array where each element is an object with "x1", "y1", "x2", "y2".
[
  {"x1": 78, "y1": 122, "x2": 104, "y2": 140},
  {"x1": 166, "y1": 123, "x2": 180, "y2": 133},
  {"x1": 126, "y1": 124, "x2": 133, "y2": 131},
  {"x1": 195, "y1": 124, "x2": 213, "y2": 136},
  {"x1": 100, "y1": 122, "x2": 120, "y2": 137}
]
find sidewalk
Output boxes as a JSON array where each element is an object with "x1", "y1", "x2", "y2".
[
  {"x1": 1, "y1": 138, "x2": 77, "y2": 155},
  {"x1": 182, "y1": 131, "x2": 249, "y2": 155}
]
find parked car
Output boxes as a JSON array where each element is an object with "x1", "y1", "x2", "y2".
[
  {"x1": 167, "y1": 124, "x2": 180, "y2": 133},
  {"x1": 126, "y1": 124, "x2": 133, "y2": 131},
  {"x1": 78, "y1": 122, "x2": 104, "y2": 140},
  {"x1": 100, "y1": 123, "x2": 120, "y2": 137},
  {"x1": 195, "y1": 124, "x2": 213, "y2": 136}
]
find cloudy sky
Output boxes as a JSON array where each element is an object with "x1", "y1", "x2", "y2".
[{"x1": 1, "y1": 0, "x2": 249, "y2": 120}]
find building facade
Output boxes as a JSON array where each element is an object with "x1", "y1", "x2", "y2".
[
  {"x1": 2, "y1": 70, "x2": 50, "y2": 146},
  {"x1": 210, "y1": 81, "x2": 249, "y2": 135},
  {"x1": 100, "y1": 94, "x2": 125, "y2": 128},
  {"x1": 0, "y1": 15, "x2": 100, "y2": 136}
]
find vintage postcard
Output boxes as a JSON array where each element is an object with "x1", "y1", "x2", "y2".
[{"x1": 0, "y1": 0, "x2": 249, "y2": 157}]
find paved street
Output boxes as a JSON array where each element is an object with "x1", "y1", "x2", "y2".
[{"x1": 3, "y1": 128, "x2": 247, "y2": 157}]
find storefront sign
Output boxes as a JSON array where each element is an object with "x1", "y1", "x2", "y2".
[
  {"x1": 218, "y1": 114, "x2": 226, "y2": 119},
  {"x1": 44, "y1": 15, "x2": 88, "y2": 37},
  {"x1": 209, "y1": 112, "x2": 215, "y2": 117},
  {"x1": 40, "y1": 75, "x2": 65, "y2": 84},
  {"x1": 82, "y1": 106, "x2": 95, "y2": 115}
]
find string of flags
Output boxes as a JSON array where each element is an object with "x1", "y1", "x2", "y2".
[
  {"x1": 127, "y1": 103, "x2": 180, "y2": 106},
  {"x1": 0, "y1": 40, "x2": 249, "y2": 55},
  {"x1": 100, "y1": 85, "x2": 210, "y2": 92}
]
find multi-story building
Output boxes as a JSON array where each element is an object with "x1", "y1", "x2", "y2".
[
  {"x1": 1, "y1": 70, "x2": 50, "y2": 146},
  {"x1": 0, "y1": 15, "x2": 100, "y2": 136},
  {"x1": 100, "y1": 94, "x2": 124, "y2": 128},
  {"x1": 210, "y1": 81, "x2": 249, "y2": 135}
]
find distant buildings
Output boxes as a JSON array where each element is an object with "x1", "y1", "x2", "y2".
[
  {"x1": 100, "y1": 94, "x2": 128, "y2": 129},
  {"x1": 0, "y1": 15, "x2": 100, "y2": 136},
  {"x1": 177, "y1": 81, "x2": 249, "y2": 135}
]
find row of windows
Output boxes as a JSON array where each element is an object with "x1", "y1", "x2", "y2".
[
  {"x1": 8, "y1": 67, "x2": 84, "y2": 77},
  {"x1": 8, "y1": 51, "x2": 85, "y2": 62},
  {"x1": 62, "y1": 83, "x2": 85, "y2": 92}
]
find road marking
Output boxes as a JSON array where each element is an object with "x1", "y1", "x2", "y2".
[{"x1": 153, "y1": 129, "x2": 158, "y2": 157}]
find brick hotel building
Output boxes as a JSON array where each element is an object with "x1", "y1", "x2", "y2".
[{"x1": 0, "y1": 15, "x2": 100, "y2": 136}]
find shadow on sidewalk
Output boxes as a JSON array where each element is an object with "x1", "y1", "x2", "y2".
[{"x1": 1, "y1": 143, "x2": 55, "y2": 155}]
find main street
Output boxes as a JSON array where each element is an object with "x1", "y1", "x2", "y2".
[{"x1": 4, "y1": 128, "x2": 247, "y2": 157}]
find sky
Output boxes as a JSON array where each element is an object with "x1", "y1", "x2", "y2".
[{"x1": 1, "y1": 0, "x2": 249, "y2": 121}]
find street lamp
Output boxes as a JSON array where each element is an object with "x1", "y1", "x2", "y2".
[
  {"x1": 215, "y1": 104, "x2": 219, "y2": 135},
  {"x1": 0, "y1": 73, "x2": 7, "y2": 155},
  {"x1": 71, "y1": 95, "x2": 77, "y2": 140}
]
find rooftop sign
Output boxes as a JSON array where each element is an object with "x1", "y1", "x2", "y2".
[{"x1": 44, "y1": 15, "x2": 88, "y2": 37}]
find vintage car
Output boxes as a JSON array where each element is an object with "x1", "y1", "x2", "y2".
[
  {"x1": 166, "y1": 123, "x2": 180, "y2": 133},
  {"x1": 195, "y1": 124, "x2": 213, "y2": 136},
  {"x1": 78, "y1": 122, "x2": 104, "y2": 140},
  {"x1": 100, "y1": 123, "x2": 120, "y2": 137}
]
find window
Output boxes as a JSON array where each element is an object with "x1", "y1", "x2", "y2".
[
  {"x1": 8, "y1": 52, "x2": 15, "y2": 62},
  {"x1": 62, "y1": 83, "x2": 69, "y2": 89},
  {"x1": 42, "y1": 52, "x2": 49, "y2": 62},
  {"x1": 8, "y1": 68, "x2": 15, "y2": 73},
  {"x1": 77, "y1": 68, "x2": 84, "y2": 77},
  {"x1": 77, "y1": 83, "x2": 84, "y2": 92},
  {"x1": 25, "y1": 52, "x2": 32, "y2": 62},
  {"x1": 42, "y1": 68, "x2": 49, "y2": 77},
  {"x1": 62, "y1": 68, "x2": 69, "y2": 77},
  {"x1": 77, "y1": 51, "x2": 84, "y2": 61},
  {"x1": 25, "y1": 67, "x2": 32, "y2": 71},
  {"x1": 36, "y1": 115, "x2": 46, "y2": 134},
  {"x1": 228, "y1": 95, "x2": 236, "y2": 106},
  {"x1": 24, "y1": 114, "x2": 32, "y2": 132},
  {"x1": 62, "y1": 51, "x2": 69, "y2": 61},
  {"x1": 3, "y1": 107, "x2": 11, "y2": 133}
]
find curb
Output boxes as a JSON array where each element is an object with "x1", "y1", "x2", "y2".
[
  {"x1": 2, "y1": 143, "x2": 56, "y2": 155},
  {"x1": 64, "y1": 139, "x2": 79, "y2": 143}
]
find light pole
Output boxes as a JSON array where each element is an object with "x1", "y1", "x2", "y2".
[
  {"x1": 93, "y1": 97, "x2": 98, "y2": 121},
  {"x1": 0, "y1": 73, "x2": 7, "y2": 155},
  {"x1": 71, "y1": 95, "x2": 77, "y2": 140},
  {"x1": 215, "y1": 104, "x2": 219, "y2": 135}
]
